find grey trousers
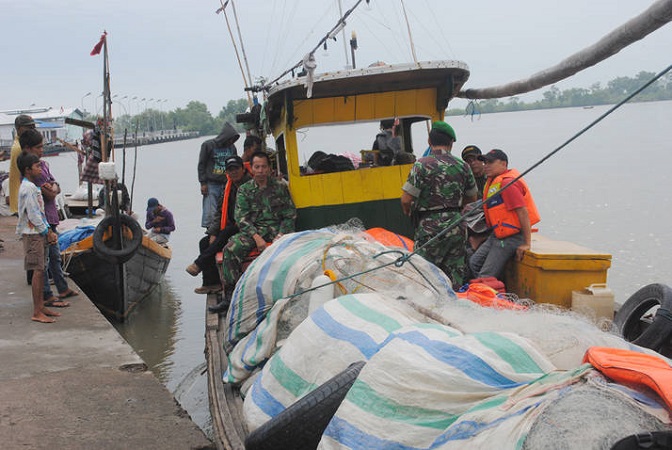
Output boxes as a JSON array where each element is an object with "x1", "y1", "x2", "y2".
[{"x1": 469, "y1": 232, "x2": 524, "y2": 280}]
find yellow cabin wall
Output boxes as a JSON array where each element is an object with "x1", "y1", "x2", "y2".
[{"x1": 273, "y1": 88, "x2": 443, "y2": 208}]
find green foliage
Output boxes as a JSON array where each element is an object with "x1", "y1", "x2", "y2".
[{"x1": 447, "y1": 71, "x2": 672, "y2": 116}]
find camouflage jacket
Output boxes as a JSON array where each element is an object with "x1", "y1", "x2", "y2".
[
  {"x1": 402, "y1": 152, "x2": 477, "y2": 212},
  {"x1": 235, "y1": 177, "x2": 296, "y2": 238}
]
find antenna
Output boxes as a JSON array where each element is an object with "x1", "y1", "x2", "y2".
[{"x1": 337, "y1": 0, "x2": 351, "y2": 68}]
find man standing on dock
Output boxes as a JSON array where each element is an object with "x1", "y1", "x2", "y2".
[
  {"x1": 197, "y1": 122, "x2": 239, "y2": 228},
  {"x1": 401, "y1": 121, "x2": 477, "y2": 287},
  {"x1": 8, "y1": 115, "x2": 35, "y2": 215},
  {"x1": 469, "y1": 149, "x2": 540, "y2": 281}
]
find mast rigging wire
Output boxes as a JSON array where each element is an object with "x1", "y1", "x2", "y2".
[
  {"x1": 264, "y1": 0, "x2": 368, "y2": 89},
  {"x1": 217, "y1": 0, "x2": 253, "y2": 107}
]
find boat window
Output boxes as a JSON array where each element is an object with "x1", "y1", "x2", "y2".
[{"x1": 296, "y1": 117, "x2": 427, "y2": 175}]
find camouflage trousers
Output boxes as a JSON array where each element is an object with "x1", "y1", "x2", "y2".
[
  {"x1": 414, "y1": 211, "x2": 468, "y2": 288},
  {"x1": 220, "y1": 228, "x2": 279, "y2": 286}
]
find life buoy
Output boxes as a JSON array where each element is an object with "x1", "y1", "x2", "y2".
[
  {"x1": 245, "y1": 361, "x2": 365, "y2": 450},
  {"x1": 92, "y1": 214, "x2": 143, "y2": 264},
  {"x1": 614, "y1": 283, "x2": 672, "y2": 357}
]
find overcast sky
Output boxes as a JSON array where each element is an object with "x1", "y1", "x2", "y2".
[{"x1": 1, "y1": 0, "x2": 670, "y2": 116}]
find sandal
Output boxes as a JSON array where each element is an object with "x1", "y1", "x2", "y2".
[
  {"x1": 44, "y1": 299, "x2": 70, "y2": 308},
  {"x1": 58, "y1": 289, "x2": 79, "y2": 299}
]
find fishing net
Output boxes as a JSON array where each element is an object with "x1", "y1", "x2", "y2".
[{"x1": 222, "y1": 223, "x2": 454, "y2": 384}]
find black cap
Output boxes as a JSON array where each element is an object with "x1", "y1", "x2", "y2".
[
  {"x1": 225, "y1": 155, "x2": 244, "y2": 170},
  {"x1": 478, "y1": 149, "x2": 508, "y2": 164},
  {"x1": 15, "y1": 115, "x2": 35, "y2": 128},
  {"x1": 461, "y1": 145, "x2": 482, "y2": 159}
]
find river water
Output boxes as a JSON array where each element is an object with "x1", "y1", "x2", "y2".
[{"x1": 3, "y1": 99, "x2": 668, "y2": 435}]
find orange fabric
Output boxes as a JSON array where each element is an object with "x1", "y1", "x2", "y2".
[
  {"x1": 456, "y1": 283, "x2": 527, "y2": 310},
  {"x1": 365, "y1": 228, "x2": 414, "y2": 251},
  {"x1": 584, "y1": 346, "x2": 672, "y2": 410},
  {"x1": 483, "y1": 169, "x2": 540, "y2": 239},
  {"x1": 219, "y1": 174, "x2": 233, "y2": 231}
]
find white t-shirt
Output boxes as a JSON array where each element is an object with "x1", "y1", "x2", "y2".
[{"x1": 0, "y1": 177, "x2": 11, "y2": 216}]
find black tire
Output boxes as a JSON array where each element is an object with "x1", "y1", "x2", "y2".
[
  {"x1": 614, "y1": 283, "x2": 672, "y2": 356},
  {"x1": 611, "y1": 431, "x2": 672, "y2": 449},
  {"x1": 245, "y1": 361, "x2": 366, "y2": 450},
  {"x1": 92, "y1": 214, "x2": 143, "y2": 264}
]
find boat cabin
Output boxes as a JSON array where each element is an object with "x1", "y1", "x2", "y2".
[{"x1": 263, "y1": 60, "x2": 470, "y2": 237}]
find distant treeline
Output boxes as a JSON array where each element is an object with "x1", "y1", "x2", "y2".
[
  {"x1": 101, "y1": 72, "x2": 670, "y2": 136},
  {"x1": 446, "y1": 71, "x2": 672, "y2": 116}
]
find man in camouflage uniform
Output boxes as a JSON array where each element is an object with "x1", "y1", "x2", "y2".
[
  {"x1": 212, "y1": 151, "x2": 296, "y2": 313},
  {"x1": 401, "y1": 121, "x2": 477, "y2": 286}
]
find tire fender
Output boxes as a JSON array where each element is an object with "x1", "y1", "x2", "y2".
[
  {"x1": 615, "y1": 283, "x2": 672, "y2": 353},
  {"x1": 245, "y1": 361, "x2": 366, "y2": 450},
  {"x1": 92, "y1": 214, "x2": 143, "y2": 264}
]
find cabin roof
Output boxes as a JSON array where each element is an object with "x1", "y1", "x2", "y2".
[{"x1": 267, "y1": 60, "x2": 470, "y2": 102}]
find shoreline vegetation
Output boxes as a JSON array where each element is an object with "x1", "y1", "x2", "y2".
[
  {"x1": 99, "y1": 72, "x2": 671, "y2": 137},
  {"x1": 447, "y1": 71, "x2": 672, "y2": 116}
]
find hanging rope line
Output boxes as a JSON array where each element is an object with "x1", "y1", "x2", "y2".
[{"x1": 280, "y1": 63, "x2": 672, "y2": 300}]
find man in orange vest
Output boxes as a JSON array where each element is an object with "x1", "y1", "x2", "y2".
[{"x1": 469, "y1": 149, "x2": 540, "y2": 280}]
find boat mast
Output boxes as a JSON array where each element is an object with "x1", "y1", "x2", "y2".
[{"x1": 101, "y1": 32, "x2": 112, "y2": 163}]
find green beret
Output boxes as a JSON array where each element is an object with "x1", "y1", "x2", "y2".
[{"x1": 431, "y1": 121, "x2": 456, "y2": 142}]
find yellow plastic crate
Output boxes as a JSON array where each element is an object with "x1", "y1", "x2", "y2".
[{"x1": 504, "y1": 235, "x2": 612, "y2": 309}]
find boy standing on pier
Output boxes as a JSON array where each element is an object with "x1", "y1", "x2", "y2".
[{"x1": 16, "y1": 152, "x2": 60, "y2": 323}]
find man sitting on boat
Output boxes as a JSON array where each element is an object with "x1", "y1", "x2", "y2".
[
  {"x1": 371, "y1": 119, "x2": 401, "y2": 166},
  {"x1": 186, "y1": 155, "x2": 251, "y2": 295},
  {"x1": 145, "y1": 197, "x2": 175, "y2": 245},
  {"x1": 212, "y1": 151, "x2": 296, "y2": 313},
  {"x1": 469, "y1": 149, "x2": 540, "y2": 281}
]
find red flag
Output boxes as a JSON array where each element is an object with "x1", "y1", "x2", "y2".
[{"x1": 90, "y1": 32, "x2": 107, "y2": 56}]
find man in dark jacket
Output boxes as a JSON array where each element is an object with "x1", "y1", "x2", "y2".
[
  {"x1": 187, "y1": 156, "x2": 251, "y2": 295},
  {"x1": 197, "y1": 122, "x2": 239, "y2": 227}
]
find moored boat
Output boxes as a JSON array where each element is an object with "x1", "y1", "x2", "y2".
[
  {"x1": 62, "y1": 231, "x2": 171, "y2": 321},
  {"x1": 60, "y1": 33, "x2": 172, "y2": 322}
]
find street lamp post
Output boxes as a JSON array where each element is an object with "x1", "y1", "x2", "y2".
[{"x1": 81, "y1": 92, "x2": 91, "y2": 113}]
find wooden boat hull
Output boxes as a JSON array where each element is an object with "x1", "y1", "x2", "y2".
[
  {"x1": 63, "y1": 235, "x2": 171, "y2": 321},
  {"x1": 205, "y1": 295, "x2": 246, "y2": 450}
]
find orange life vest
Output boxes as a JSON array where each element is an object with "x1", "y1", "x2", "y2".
[
  {"x1": 482, "y1": 168, "x2": 540, "y2": 239},
  {"x1": 584, "y1": 346, "x2": 672, "y2": 411},
  {"x1": 219, "y1": 174, "x2": 233, "y2": 230}
]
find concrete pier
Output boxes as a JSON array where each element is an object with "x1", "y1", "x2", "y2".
[{"x1": 0, "y1": 216, "x2": 213, "y2": 449}]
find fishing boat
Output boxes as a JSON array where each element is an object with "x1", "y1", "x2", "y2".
[
  {"x1": 60, "y1": 33, "x2": 171, "y2": 322},
  {"x1": 206, "y1": 2, "x2": 672, "y2": 449}
]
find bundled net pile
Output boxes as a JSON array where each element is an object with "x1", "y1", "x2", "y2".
[{"x1": 223, "y1": 225, "x2": 454, "y2": 384}]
